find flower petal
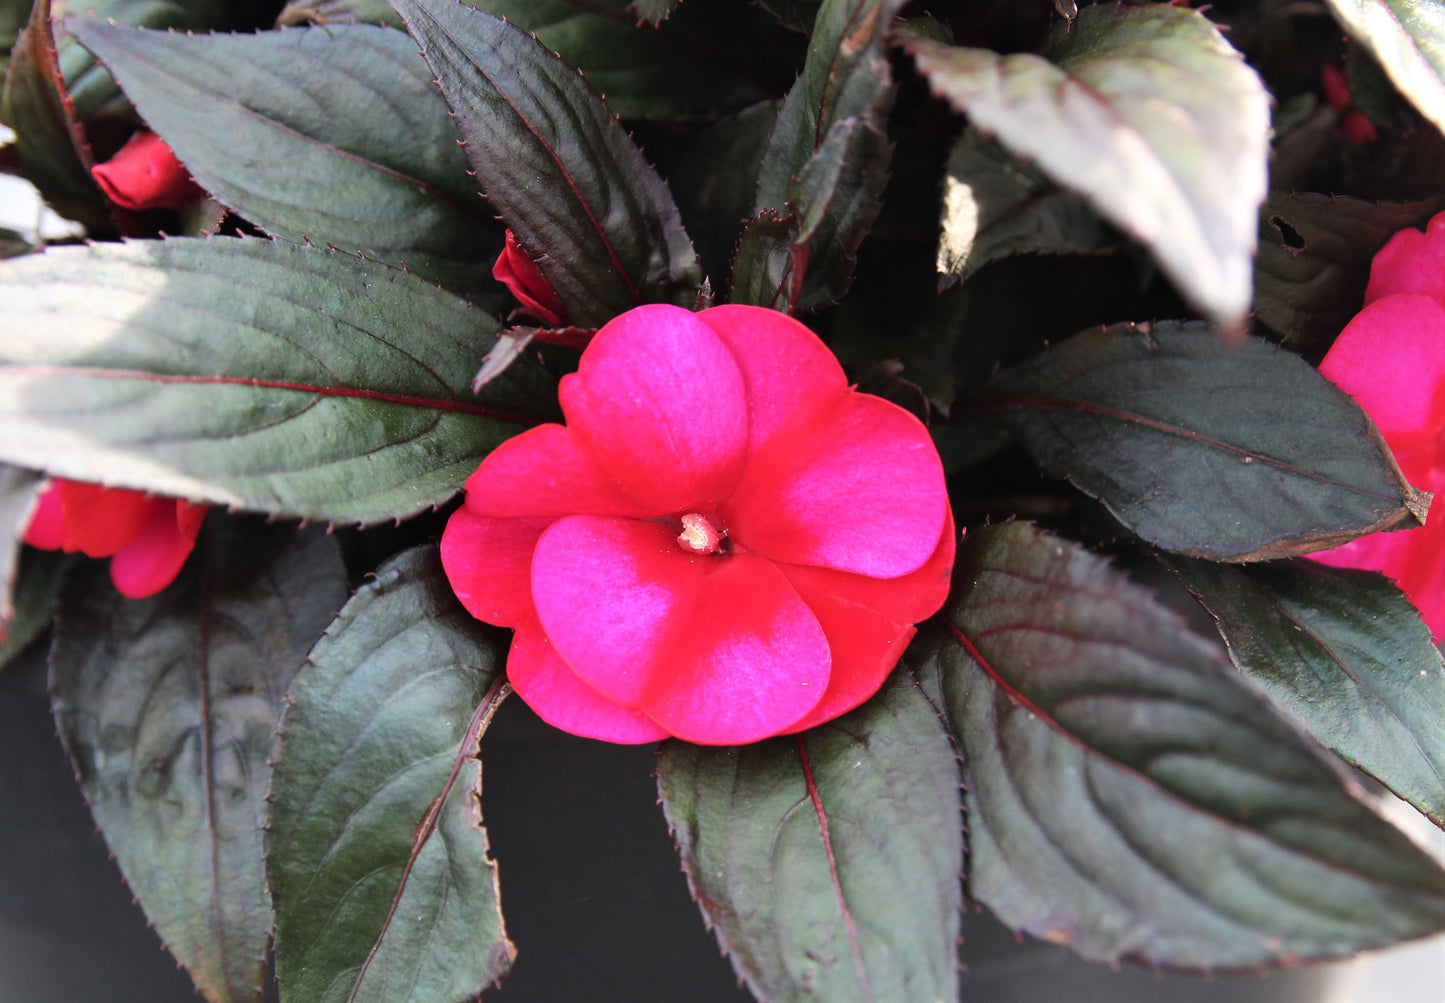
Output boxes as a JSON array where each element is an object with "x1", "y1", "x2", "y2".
[
  {"x1": 723, "y1": 393, "x2": 948, "y2": 578},
  {"x1": 697, "y1": 305, "x2": 848, "y2": 456},
  {"x1": 57, "y1": 481, "x2": 158, "y2": 557},
  {"x1": 493, "y1": 229, "x2": 568, "y2": 327},
  {"x1": 642, "y1": 555, "x2": 829, "y2": 745},
  {"x1": 507, "y1": 622, "x2": 668, "y2": 743},
  {"x1": 22, "y1": 482, "x2": 66, "y2": 551},
  {"x1": 1365, "y1": 211, "x2": 1445, "y2": 310},
  {"x1": 461, "y1": 423, "x2": 653, "y2": 519},
  {"x1": 1311, "y1": 512, "x2": 1445, "y2": 640},
  {"x1": 440, "y1": 510, "x2": 552, "y2": 627},
  {"x1": 109, "y1": 502, "x2": 204, "y2": 599},
  {"x1": 560, "y1": 304, "x2": 748, "y2": 512},
  {"x1": 1319, "y1": 293, "x2": 1445, "y2": 485},
  {"x1": 531, "y1": 515, "x2": 706, "y2": 705}
]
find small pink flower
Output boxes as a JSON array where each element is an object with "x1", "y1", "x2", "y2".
[
  {"x1": 441, "y1": 304, "x2": 955, "y2": 744},
  {"x1": 1310, "y1": 210, "x2": 1445, "y2": 635},
  {"x1": 492, "y1": 229, "x2": 569, "y2": 328},
  {"x1": 24, "y1": 480, "x2": 206, "y2": 599},
  {"x1": 1320, "y1": 65, "x2": 1380, "y2": 145},
  {"x1": 91, "y1": 131, "x2": 206, "y2": 211}
]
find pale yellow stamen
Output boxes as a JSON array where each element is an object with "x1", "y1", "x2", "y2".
[{"x1": 677, "y1": 513, "x2": 722, "y2": 555}]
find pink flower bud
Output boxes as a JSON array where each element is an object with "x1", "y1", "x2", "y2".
[
  {"x1": 492, "y1": 229, "x2": 569, "y2": 327},
  {"x1": 91, "y1": 131, "x2": 206, "y2": 211}
]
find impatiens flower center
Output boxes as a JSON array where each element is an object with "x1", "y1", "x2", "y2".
[{"x1": 676, "y1": 512, "x2": 723, "y2": 555}]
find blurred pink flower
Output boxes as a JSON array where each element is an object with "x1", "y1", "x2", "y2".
[
  {"x1": 1310, "y1": 211, "x2": 1445, "y2": 635},
  {"x1": 442, "y1": 303, "x2": 955, "y2": 744},
  {"x1": 493, "y1": 229, "x2": 569, "y2": 328},
  {"x1": 25, "y1": 480, "x2": 206, "y2": 599},
  {"x1": 91, "y1": 130, "x2": 206, "y2": 211}
]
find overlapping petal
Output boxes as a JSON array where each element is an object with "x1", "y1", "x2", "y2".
[
  {"x1": 441, "y1": 511, "x2": 552, "y2": 627},
  {"x1": 461, "y1": 423, "x2": 652, "y2": 519},
  {"x1": 109, "y1": 500, "x2": 207, "y2": 599},
  {"x1": 1365, "y1": 212, "x2": 1445, "y2": 309}
]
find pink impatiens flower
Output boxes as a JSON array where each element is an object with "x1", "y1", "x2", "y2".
[
  {"x1": 1310, "y1": 210, "x2": 1445, "y2": 636},
  {"x1": 442, "y1": 303, "x2": 955, "y2": 745},
  {"x1": 91, "y1": 130, "x2": 206, "y2": 211},
  {"x1": 25, "y1": 480, "x2": 206, "y2": 599}
]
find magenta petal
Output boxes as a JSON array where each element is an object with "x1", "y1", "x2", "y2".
[
  {"x1": 559, "y1": 304, "x2": 749, "y2": 512},
  {"x1": 22, "y1": 483, "x2": 66, "y2": 551},
  {"x1": 109, "y1": 502, "x2": 199, "y2": 598},
  {"x1": 462, "y1": 423, "x2": 653, "y2": 519},
  {"x1": 697, "y1": 305, "x2": 848, "y2": 456},
  {"x1": 642, "y1": 556, "x2": 829, "y2": 745},
  {"x1": 1312, "y1": 511, "x2": 1445, "y2": 639},
  {"x1": 1365, "y1": 211, "x2": 1445, "y2": 310},
  {"x1": 723, "y1": 393, "x2": 948, "y2": 578},
  {"x1": 531, "y1": 515, "x2": 706, "y2": 705},
  {"x1": 508, "y1": 623, "x2": 668, "y2": 743},
  {"x1": 440, "y1": 510, "x2": 552, "y2": 627}
]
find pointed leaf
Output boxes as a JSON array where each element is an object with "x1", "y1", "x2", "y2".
[
  {"x1": 910, "y1": 522, "x2": 1445, "y2": 967},
  {"x1": 391, "y1": 0, "x2": 701, "y2": 327},
  {"x1": 0, "y1": 549, "x2": 72, "y2": 671},
  {"x1": 1255, "y1": 193, "x2": 1443, "y2": 352},
  {"x1": 0, "y1": 462, "x2": 42, "y2": 625},
  {"x1": 971, "y1": 321, "x2": 1429, "y2": 561},
  {"x1": 267, "y1": 544, "x2": 513, "y2": 1003},
  {"x1": 50, "y1": 517, "x2": 347, "y2": 1003},
  {"x1": 0, "y1": 237, "x2": 557, "y2": 525},
  {"x1": 1324, "y1": 0, "x2": 1445, "y2": 136},
  {"x1": 937, "y1": 128, "x2": 1119, "y2": 287},
  {"x1": 907, "y1": 3, "x2": 1270, "y2": 326},
  {"x1": 656, "y1": 672, "x2": 962, "y2": 1003},
  {"x1": 1169, "y1": 555, "x2": 1445, "y2": 830},
  {"x1": 69, "y1": 21, "x2": 503, "y2": 291}
]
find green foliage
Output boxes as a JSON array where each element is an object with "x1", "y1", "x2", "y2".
[
  {"x1": 0, "y1": 462, "x2": 41, "y2": 625},
  {"x1": 657, "y1": 672, "x2": 962, "y2": 1002},
  {"x1": 1324, "y1": 0, "x2": 1445, "y2": 136},
  {"x1": 0, "y1": 548, "x2": 71, "y2": 670}
]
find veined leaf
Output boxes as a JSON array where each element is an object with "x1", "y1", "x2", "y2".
[
  {"x1": 392, "y1": 0, "x2": 702, "y2": 327},
  {"x1": 69, "y1": 21, "x2": 501, "y2": 291},
  {"x1": 971, "y1": 321, "x2": 1429, "y2": 561},
  {"x1": 657, "y1": 672, "x2": 961, "y2": 1003},
  {"x1": 1324, "y1": 0, "x2": 1445, "y2": 136},
  {"x1": 0, "y1": 237, "x2": 557, "y2": 526},
  {"x1": 267, "y1": 544, "x2": 513, "y2": 1003},
  {"x1": 1169, "y1": 555, "x2": 1445, "y2": 830},
  {"x1": 911, "y1": 522, "x2": 1445, "y2": 967},
  {"x1": 907, "y1": 3, "x2": 1270, "y2": 326},
  {"x1": 50, "y1": 518, "x2": 347, "y2": 1003}
]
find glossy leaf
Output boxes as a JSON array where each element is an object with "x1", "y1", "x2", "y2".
[
  {"x1": 0, "y1": 549, "x2": 72, "y2": 671},
  {"x1": 937, "y1": 129, "x2": 1118, "y2": 287},
  {"x1": 1324, "y1": 0, "x2": 1445, "y2": 136},
  {"x1": 1255, "y1": 193, "x2": 1442, "y2": 352},
  {"x1": 972, "y1": 321, "x2": 1429, "y2": 561},
  {"x1": 907, "y1": 3, "x2": 1270, "y2": 326},
  {"x1": 393, "y1": 0, "x2": 702, "y2": 327},
  {"x1": 69, "y1": 21, "x2": 501, "y2": 290},
  {"x1": 0, "y1": 0, "x2": 110, "y2": 231},
  {"x1": 267, "y1": 544, "x2": 513, "y2": 1003},
  {"x1": 1170, "y1": 555, "x2": 1445, "y2": 830},
  {"x1": 50, "y1": 518, "x2": 347, "y2": 1003},
  {"x1": 0, "y1": 237, "x2": 556, "y2": 525},
  {"x1": 0, "y1": 462, "x2": 41, "y2": 625},
  {"x1": 910, "y1": 522, "x2": 1445, "y2": 967},
  {"x1": 657, "y1": 672, "x2": 962, "y2": 1003}
]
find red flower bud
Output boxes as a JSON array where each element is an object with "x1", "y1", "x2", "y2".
[
  {"x1": 91, "y1": 131, "x2": 206, "y2": 211},
  {"x1": 492, "y1": 230, "x2": 569, "y2": 327}
]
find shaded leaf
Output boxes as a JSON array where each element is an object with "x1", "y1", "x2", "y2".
[
  {"x1": 0, "y1": 0, "x2": 110, "y2": 230},
  {"x1": 0, "y1": 462, "x2": 41, "y2": 624},
  {"x1": 267, "y1": 544, "x2": 513, "y2": 1003},
  {"x1": 1168, "y1": 555, "x2": 1445, "y2": 830},
  {"x1": 1255, "y1": 193, "x2": 1442, "y2": 353},
  {"x1": 1324, "y1": 0, "x2": 1445, "y2": 136},
  {"x1": 0, "y1": 0, "x2": 29, "y2": 73},
  {"x1": 907, "y1": 3, "x2": 1270, "y2": 326},
  {"x1": 277, "y1": 0, "x2": 401, "y2": 27},
  {"x1": 971, "y1": 321, "x2": 1429, "y2": 561},
  {"x1": 0, "y1": 549, "x2": 73, "y2": 671},
  {"x1": 629, "y1": 0, "x2": 675, "y2": 26},
  {"x1": 910, "y1": 521, "x2": 1445, "y2": 967},
  {"x1": 0, "y1": 237, "x2": 557, "y2": 526},
  {"x1": 50, "y1": 517, "x2": 347, "y2": 1003},
  {"x1": 937, "y1": 128, "x2": 1119, "y2": 288},
  {"x1": 70, "y1": 21, "x2": 501, "y2": 291},
  {"x1": 756, "y1": 0, "x2": 821, "y2": 33},
  {"x1": 657, "y1": 672, "x2": 961, "y2": 1003},
  {"x1": 393, "y1": 0, "x2": 701, "y2": 327}
]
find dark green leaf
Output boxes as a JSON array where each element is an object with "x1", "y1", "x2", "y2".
[
  {"x1": 0, "y1": 0, "x2": 29, "y2": 73},
  {"x1": 1255, "y1": 193, "x2": 1442, "y2": 353},
  {"x1": 907, "y1": 3, "x2": 1270, "y2": 326},
  {"x1": 0, "y1": 0, "x2": 111, "y2": 230},
  {"x1": 657, "y1": 672, "x2": 961, "y2": 1003},
  {"x1": 0, "y1": 462, "x2": 41, "y2": 624},
  {"x1": 729, "y1": 210, "x2": 797, "y2": 312},
  {"x1": 937, "y1": 129, "x2": 1119, "y2": 287},
  {"x1": 755, "y1": 0, "x2": 820, "y2": 33},
  {"x1": 50, "y1": 517, "x2": 347, "y2": 1003},
  {"x1": 910, "y1": 522, "x2": 1445, "y2": 967},
  {"x1": 972, "y1": 321, "x2": 1429, "y2": 561},
  {"x1": 1168, "y1": 555, "x2": 1445, "y2": 830},
  {"x1": 0, "y1": 237, "x2": 557, "y2": 525},
  {"x1": 267, "y1": 544, "x2": 513, "y2": 1003},
  {"x1": 69, "y1": 21, "x2": 502, "y2": 291},
  {"x1": 629, "y1": 0, "x2": 675, "y2": 26},
  {"x1": 277, "y1": 0, "x2": 400, "y2": 27},
  {"x1": 392, "y1": 0, "x2": 701, "y2": 327},
  {"x1": 0, "y1": 549, "x2": 72, "y2": 671},
  {"x1": 1323, "y1": 0, "x2": 1445, "y2": 136}
]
